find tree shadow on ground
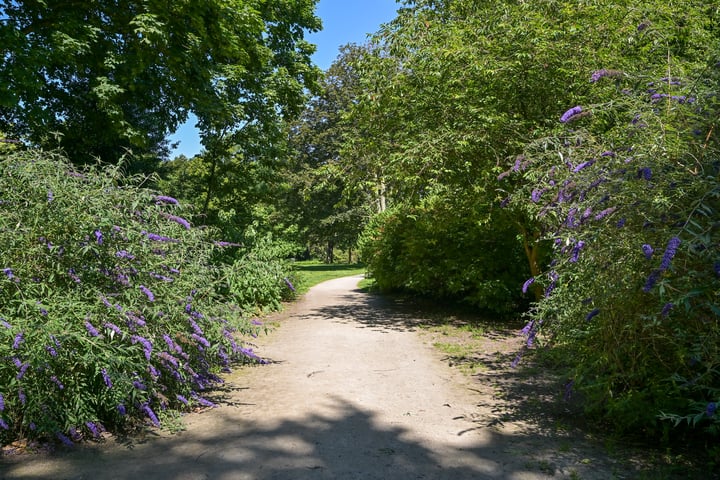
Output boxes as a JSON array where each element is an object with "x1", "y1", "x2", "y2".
[
  {"x1": 0, "y1": 395, "x2": 588, "y2": 480},
  {"x1": 290, "y1": 286, "x2": 716, "y2": 479}
]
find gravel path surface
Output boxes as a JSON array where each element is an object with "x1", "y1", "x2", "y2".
[{"x1": 1, "y1": 275, "x2": 632, "y2": 479}]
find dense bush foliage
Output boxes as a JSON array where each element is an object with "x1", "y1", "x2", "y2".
[
  {"x1": 507, "y1": 64, "x2": 720, "y2": 436},
  {"x1": 359, "y1": 197, "x2": 529, "y2": 315},
  {"x1": 0, "y1": 149, "x2": 293, "y2": 447}
]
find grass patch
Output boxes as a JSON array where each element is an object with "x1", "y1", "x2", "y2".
[{"x1": 291, "y1": 260, "x2": 366, "y2": 294}]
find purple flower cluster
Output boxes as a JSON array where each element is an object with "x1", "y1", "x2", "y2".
[
  {"x1": 101, "y1": 368, "x2": 113, "y2": 388},
  {"x1": 154, "y1": 195, "x2": 179, "y2": 205},
  {"x1": 131, "y1": 335, "x2": 153, "y2": 360},
  {"x1": 590, "y1": 69, "x2": 623, "y2": 83},
  {"x1": 139, "y1": 285, "x2": 155, "y2": 302},
  {"x1": 141, "y1": 404, "x2": 161, "y2": 427},
  {"x1": 163, "y1": 213, "x2": 191, "y2": 230},
  {"x1": 84, "y1": 320, "x2": 100, "y2": 337},
  {"x1": 560, "y1": 106, "x2": 583, "y2": 123},
  {"x1": 142, "y1": 231, "x2": 179, "y2": 243},
  {"x1": 522, "y1": 277, "x2": 535, "y2": 294}
]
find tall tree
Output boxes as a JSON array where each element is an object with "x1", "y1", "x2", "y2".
[
  {"x1": 285, "y1": 44, "x2": 373, "y2": 261},
  {"x1": 0, "y1": 0, "x2": 321, "y2": 169}
]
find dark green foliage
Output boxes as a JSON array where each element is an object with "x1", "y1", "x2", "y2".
[
  {"x1": 0, "y1": 0, "x2": 321, "y2": 167},
  {"x1": 359, "y1": 198, "x2": 529, "y2": 315}
]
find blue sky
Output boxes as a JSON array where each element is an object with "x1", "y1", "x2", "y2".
[{"x1": 168, "y1": 0, "x2": 401, "y2": 158}]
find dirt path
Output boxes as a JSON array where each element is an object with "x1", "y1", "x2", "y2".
[{"x1": 1, "y1": 276, "x2": 635, "y2": 479}]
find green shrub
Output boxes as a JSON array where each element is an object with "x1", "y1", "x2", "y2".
[
  {"x1": 223, "y1": 235, "x2": 299, "y2": 313},
  {"x1": 359, "y1": 196, "x2": 529, "y2": 315},
  {"x1": 508, "y1": 62, "x2": 720, "y2": 438},
  {"x1": 0, "y1": 149, "x2": 265, "y2": 446}
]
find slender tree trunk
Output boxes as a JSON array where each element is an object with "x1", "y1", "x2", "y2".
[{"x1": 326, "y1": 241, "x2": 335, "y2": 264}]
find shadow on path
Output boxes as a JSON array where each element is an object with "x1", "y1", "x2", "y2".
[{"x1": 2, "y1": 395, "x2": 554, "y2": 480}]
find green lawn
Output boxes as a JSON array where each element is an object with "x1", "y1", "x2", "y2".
[{"x1": 291, "y1": 260, "x2": 366, "y2": 294}]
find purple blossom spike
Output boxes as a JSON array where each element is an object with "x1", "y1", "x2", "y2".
[
  {"x1": 594, "y1": 207, "x2": 617, "y2": 220},
  {"x1": 131, "y1": 335, "x2": 153, "y2": 360},
  {"x1": 133, "y1": 379, "x2": 147, "y2": 390},
  {"x1": 643, "y1": 269, "x2": 662, "y2": 292},
  {"x1": 56, "y1": 432, "x2": 74, "y2": 446},
  {"x1": 191, "y1": 333, "x2": 211, "y2": 348},
  {"x1": 531, "y1": 188, "x2": 545, "y2": 203},
  {"x1": 103, "y1": 322, "x2": 123, "y2": 336},
  {"x1": 3, "y1": 267, "x2": 13, "y2": 279},
  {"x1": 18, "y1": 389, "x2": 25, "y2": 405},
  {"x1": 520, "y1": 320, "x2": 535, "y2": 336},
  {"x1": 590, "y1": 69, "x2": 623, "y2": 83},
  {"x1": 177, "y1": 394, "x2": 189, "y2": 405},
  {"x1": 12, "y1": 332, "x2": 24, "y2": 349},
  {"x1": 45, "y1": 345, "x2": 58, "y2": 357},
  {"x1": 139, "y1": 285, "x2": 155, "y2": 302},
  {"x1": 0, "y1": 418, "x2": 8, "y2": 430},
  {"x1": 642, "y1": 244, "x2": 654, "y2": 259},
  {"x1": 213, "y1": 241, "x2": 242, "y2": 247},
  {"x1": 715, "y1": 262, "x2": 720, "y2": 277},
  {"x1": 101, "y1": 368, "x2": 113, "y2": 388},
  {"x1": 638, "y1": 167, "x2": 652, "y2": 181},
  {"x1": 585, "y1": 309, "x2": 600, "y2": 321},
  {"x1": 142, "y1": 404, "x2": 161, "y2": 427},
  {"x1": 512, "y1": 156, "x2": 523, "y2": 172},
  {"x1": 616, "y1": 218, "x2": 626, "y2": 228},
  {"x1": 560, "y1": 106, "x2": 583, "y2": 123},
  {"x1": 0, "y1": 393, "x2": 4, "y2": 411},
  {"x1": 16, "y1": 361, "x2": 29, "y2": 379},
  {"x1": 50, "y1": 375, "x2": 64, "y2": 390},
  {"x1": 115, "y1": 250, "x2": 135, "y2": 259},
  {"x1": 84, "y1": 320, "x2": 100, "y2": 337},
  {"x1": 521, "y1": 277, "x2": 535, "y2": 294},
  {"x1": 142, "y1": 231, "x2": 179, "y2": 243},
  {"x1": 1, "y1": 319, "x2": 10, "y2": 329},
  {"x1": 570, "y1": 241, "x2": 586, "y2": 263},
  {"x1": 163, "y1": 214, "x2": 191, "y2": 230},
  {"x1": 193, "y1": 395, "x2": 217, "y2": 408},
  {"x1": 94, "y1": 230, "x2": 103, "y2": 245},
  {"x1": 659, "y1": 237, "x2": 681, "y2": 271},
  {"x1": 572, "y1": 160, "x2": 595, "y2": 172},
  {"x1": 154, "y1": 195, "x2": 179, "y2": 205},
  {"x1": 47, "y1": 190, "x2": 54, "y2": 203},
  {"x1": 86, "y1": 421, "x2": 101, "y2": 438},
  {"x1": 661, "y1": 303, "x2": 674, "y2": 317},
  {"x1": 707, "y1": 402, "x2": 717, "y2": 417},
  {"x1": 117, "y1": 404, "x2": 126, "y2": 416},
  {"x1": 510, "y1": 348, "x2": 524, "y2": 369},
  {"x1": 284, "y1": 277, "x2": 296, "y2": 292}
]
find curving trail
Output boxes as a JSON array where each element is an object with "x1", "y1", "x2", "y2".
[{"x1": 1, "y1": 276, "x2": 629, "y2": 479}]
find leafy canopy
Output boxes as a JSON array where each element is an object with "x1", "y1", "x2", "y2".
[{"x1": 0, "y1": 0, "x2": 321, "y2": 166}]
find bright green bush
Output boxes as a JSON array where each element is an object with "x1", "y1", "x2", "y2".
[
  {"x1": 359, "y1": 197, "x2": 529, "y2": 315},
  {"x1": 508, "y1": 62, "x2": 720, "y2": 437},
  {"x1": 224, "y1": 235, "x2": 299, "y2": 313},
  {"x1": 0, "y1": 149, "x2": 268, "y2": 446}
]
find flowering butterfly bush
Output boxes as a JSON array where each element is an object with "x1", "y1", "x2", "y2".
[
  {"x1": 502, "y1": 65, "x2": 720, "y2": 435},
  {"x1": 0, "y1": 150, "x2": 275, "y2": 446}
]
